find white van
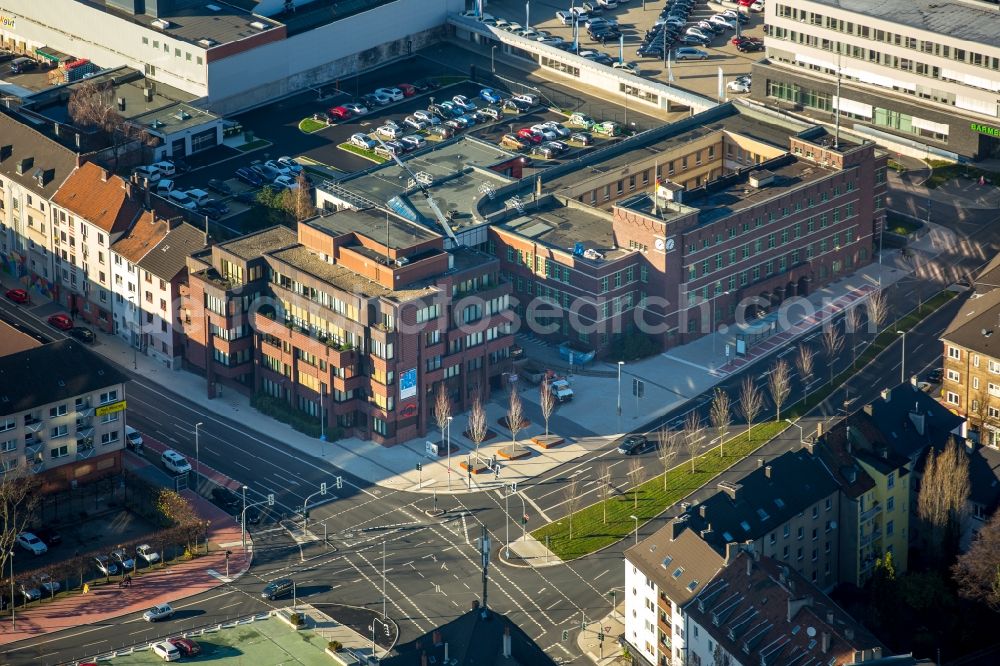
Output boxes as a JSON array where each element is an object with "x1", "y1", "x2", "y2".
[
  {"x1": 513, "y1": 93, "x2": 540, "y2": 107},
  {"x1": 186, "y1": 188, "x2": 212, "y2": 206},
  {"x1": 154, "y1": 179, "x2": 175, "y2": 195},
  {"x1": 161, "y1": 449, "x2": 192, "y2": 474},
  {"x1": 132, "y1": 165, "x2": 161, "y2": 184},
  {"x1": 150, "y1": 161, "x2": 177, "y2": 177}
]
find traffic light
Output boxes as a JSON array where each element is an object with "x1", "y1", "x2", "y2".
[
  {"x1": 336, "y1": 476, "x2": 343, "y2": 489},
  {"x1": 562, "y1": 630, "x2": 569, "y2": 641},
  {"x1": 416, "y1": 462, "x2": 422, "y2": 472},
  {"x1": 320, "y1": 482, "x2": 327, "y2": 495},
  {"x1": 598, "y1": 632, "x2": 605, "y2": 642},
  {"x1": 522, "y1": 514, "x2": 529, "y2": 525},
  {"x1": 267, "y1": 493, "x2": 275, "y2": 506}
]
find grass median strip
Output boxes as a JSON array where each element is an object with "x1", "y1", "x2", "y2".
[
  {"x1": 298, "y1": 118, "x2": 328, "y2": 133},
  {"x1": 337, "y1": 142, "x2": 388, "y2": 164},
  {"x1": 532, "y1": 288, "x2": 957, "y2": 561}
]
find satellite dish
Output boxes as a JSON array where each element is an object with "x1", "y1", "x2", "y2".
[{"x1": 806, "y1": 627, "x2": 817, "y2": 637}]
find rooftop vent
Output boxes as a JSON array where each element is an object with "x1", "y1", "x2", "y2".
[
  {"x1": 249, "y1": 20, "x2": 269, "y2": 30},
  {"x1": 151, "y1": 19, "x2": 172, "y2": 29},
  {"x1": 198, "y1": 38, "x2": 218, "y2": 48},
  {"x1": 206, "y1": 3, "x2": 221, "y2": 10},
  {"x1": 656, "y1": 180, "x2": 684, "y2": 202},
  {"x1": 748, "y1": 169, "x2": 775, "y2": 188}
]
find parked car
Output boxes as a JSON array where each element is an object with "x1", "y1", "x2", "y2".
[
  {"x1": 250, "y1": 161, "x2": 280, "y2": 181},
  {"x1": 570, "y1": 131, "x2": 594, "y2": 145},
  {"x1": 94, "y1": 555, "x2": 119, "y2": 577},
  {"x1": 112, "y1": 548, "x2": 135, "y2": 571},
  {"x1": 152, "y1": 641, "x2": 181, "y2": 662},
  {"x1": 397, "y1": 83, "x2": 416, "y2": 97},
  {"x1": 531, "y1": 124, "x2": 558, "y2": 140},
  {"x1": 312, "y1": 111, "x2": 332, "y2": 124},
  {"x1": 168, "y1": 637, "x2": 202, "y2": 657},
  {"x1": 5, "y1": 288, "x2": 29, "y2": 304},
  {"x1": 532, "y1": 144, "x2": 556, "y2": 158},
  {"x1": 502, "y1": 98, "x2": 531, "y2": 113},
  {"x1": 132, "y1": 165, "x2": 161, "y2": 184},
  {"x1": 428, "y1": 125, "x2": 455, "y2": 139},
  {"x1": 404, "y1": 115, "x2": 428, "y2": 131},
  {"x1": 568, "y1": 112, "x2": 595, "y2": 128},
  {"x1": 401, "y1": 135, "x2": 427, "y2": 150},
  {"x1": 617, "y1": 434, "x2": 651, "y2": 455},
  {"x1": 612, "y1": 61, "x2": 638, "y2": 74},
  {"x1": 343, "y1": 102, "x2": 369, "y2": 116},
  {"x1": 276, "y1": 156, "x2": 303, "y2": 174},
  {"x1": 34, "y1": 527, "x2": 62, "y2": 547},
  {"x1": 328, "y1": 106, "x2": 352, "y2": 120},
  {"x1": 273, "y1": 174, "x2": 299, "y2": 190},
  {"x1": 150, "y1": 161, "x2": 177, "y2": 177},
  {"x1": 376, "y1": 124, "x2": 403, "y2": 139},
  {"x1": 198, "y1": 199, "x2": 230, "y2": 219},
  {"x1": 555, "y1": 10, "x2": 573, "y2": 25},
  {"x1": 19, "y1": 582, "x2": 41, "y2": 602},
  {"x1": 36, "y1": 574, "x2": 60, "y2": 595},
  {"x1": 374, "y1": 87, "x2": 404, "y2": 102},
  {"x1": 413, "y1": 110, "x2": 440, "y2": 125},
  {"x1": 500, "y1": 134, "x2": 528, "y2": 150},
  {"x1": 212, "y1": 486, "x2": 241, "y2": 510},
  {"x1": 125, "y1": 425, "x2": 144, "y2": 452},
  {"x1": 545, "y1": 140, "x2": 569, "y2": 154},
  {"x1": 17, "y1": 532, "x2": 48, "y2": 555},
  {"x1": 70, "y1": 326, "x2": 96, "y2": 344},
  {"x1": 679, "y1": 34, "x2": 711, "y2": 46},
  {"x1": 166, "y1": 190, "x2": 197, "y2": 210},
  {"x1": 235, "y1": 167, "x2": 263, "y2": 187},
  {"x1": 207, "y1": 178, "x2": 232, "y2": 195},
  {"x1": 542, "y1": 121, "x2": 572, "y2": 138},
  {"x1": 512, "y1": 92, "x2": 540, "y2": 106},
  {"x1": 261, "y1": 578, "x2": 294, "y2": 600},
  {"x1": 350, "y1": 133, "x2": 376, "y2": 150},
  {"x1": 411, "y1": 78, "x2": 439, "y2": 91},
  {"x1": 136, "y1": 544, "x2": 160, "y2": 565},
  {"x1": 47, "y1": 313, "x2": 73, "y2": 331},
  {"x1": 727, "y1": 79, "x2": 751, "y2": 93},
  {"x1": 708, "y1": 15, "x2": 735, "y2": 30},
  {"x1": 737, "y1": 39, "x2": 764, "y2": 53},
  {"x1": 143, "y1": 603, "x2": 175, "y2": 622},
  {"x1": 478, "y1": 106, "x2": 503, "y2": 121},
  {"x1": 926, "y1": 368, "x2": 944, "y2": 383},
  {"x1": 516, "y1": 128, "x2": 543, "y2": 144},
  {"x1": 161, "y1": 449, "x2": 192, "y2": 474},
  {"x1": 675, "y1": 47, "x2": 709, "y2": 61},
  {"x1": 154, "y1": 179, "x2": 175, "y2": 195},
  {"x1": 480, "y1": 88, "x2": 503, "y2": 104}
]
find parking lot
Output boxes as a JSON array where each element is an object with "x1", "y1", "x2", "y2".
[{"x1": 479, "y1": 0, "x2": 765, "y2": 100}]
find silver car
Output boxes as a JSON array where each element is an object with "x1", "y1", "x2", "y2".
[
  {"x1": 95, "y1": 555, "x2": 119, "y2": 577},
  {"x1": 112, "y1": 548, "x2": 136, "y2": 571}
]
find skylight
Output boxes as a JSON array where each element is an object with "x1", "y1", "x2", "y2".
[
  {"x1": 756, "y1": 508, "x2": 770, "y2": 521},
  {"x1": 672, "y1": 567, "x2": 684, "y2": 579},
  {"x1": 722, "y1": 531, "x2": 734, "y2": 541},
  {"x1": 661, "y1": 556, "x2": 673, "y2": 569},
  {"x1": 740, "y1": 520, "x2": 752, "y2": 532},
  {"x1": 774, "y1": 498, "x2": 786, "y2": 508},
  {"x1": 687, "y1": 580, "x2": 699, "y2": 592}
]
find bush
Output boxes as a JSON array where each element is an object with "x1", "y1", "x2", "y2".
[
  {"x1": 251, "y1": 392, "x2": 341, "y2": 440},
  {"x1": 289, "y1": 612, "x2": 302, "y2": 626},
  {"x1": 607, "y1": 331, "x2": 660, "y2": 362},
  {"x1": 328, "y1": 640, "x2": 343, "y2": 651}
]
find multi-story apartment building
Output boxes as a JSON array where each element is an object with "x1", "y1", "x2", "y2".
[
  {"x1": 50, "y1": 162, "x2": 143, "y2": 333},
  {"x1": 808, "y1": 405, "x2": 913, "y2": 586},
  {"x1": 0, "y1": 335, "x2": 129, "y2": 490},
  {"x1": 181, "y1": 209, "x2": 514, "y2": 446},
  {"x1": 0, "y1": 113, "x2": 79, "y2": 297},
  {"x1": 680, "y1": 449, "x2": 842, "y2": 591},
  {"x1": 684, "y1": 551, "x2": 886, "y2": 666},
  {"x1": 753, "y1": 0, "x2": 1000, "y2": 160},
  {"x1": 111, "y1": 213, "x2": 205, "y2": 369}
]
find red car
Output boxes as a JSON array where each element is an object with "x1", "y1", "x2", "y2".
[
  {"x1": 397, "y1": 83, "x2": 416, "y2": 97},
  {"x1": 47, "y1": 313, "x2": 73, "y2": 331},
  {"x1": 516, "y1": 128, "x2": 543, "y2": 144},
  {"x1": 4, "y1": 288, "x2": 29, "y2": 304},
  {"x1": 168, "y1": 637, "x2": 201, "y2": 657},
  {"x1": 327, "y1": 106, "x2": 352, "y2": 121}
]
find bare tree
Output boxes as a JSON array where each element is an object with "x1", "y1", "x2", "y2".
[
  {"x1": 768, "y1": 359, "x2": 792, "y2": 422},
  {"x1": 970, "y1": 383, "x2": 994, "y2": 438},
  {"x1": 434, "y1": 383, "x2": 451, "y2": 450},
  {"x1": 684, "y1": 411, "x2": 703, "y2": 473},
  {"x1": 68, "y1": 79, "x2": 156, "y2": 170},
  {"x1": 540, "y1": 377, "x2": 557, "y2": 438},
  {"x1": 795, "y1": 344, "x2": 815, "y2": 401},
  {"x1": 953, "y1": 509, "x2": 1000, "y2": 610},
  {"x1": 739, "y1": 374, "x2": 764, "y2": 444},
  {"x1": 598, "y1": 464, "x2": 613, "y2": 525},
  {"x1": 866, "y1": 289, "x2": 889, "y2": 335},
  {"x1": 918, "y1": 437, "x2": 970, "y2": 565},
  {"x1": 0, "y1": 474, "x2": 40, "y2": 582},
  {"x1": 709, "y1": 388, "x2": 732, "y2": 457},
  {"x1": 656, "y1": 426, "x2": 680, "y2": 490},
  {"x1": 467, "y1": 393, "x2": 488, "y2": 463},
  {"x1": 281, "y1": 172, "x2": 315, "y2": 221},
  {"x1": 822, "y1": 322, "x2": 845, "y2": 385},
  {"x1": 507, "y1": 389, "x2": 525, "y2": 455},
  {"x1": 629, "y1": 457, "x2": 645, "y2": 509},
  {"x1": 565, "y1": 477, "x2": 580, "y2": 539},
  {"x1": 844, "y1": 306, "x2": 861, "y2": 368}
]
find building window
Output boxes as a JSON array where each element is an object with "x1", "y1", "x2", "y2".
[
  {"x1": 887, "y1": 471, "x2": 895, "y2": 489},
  {"x1": 946, "y1": 391, "x2": 960, "y2": 405},
  {"x1": 947, "y1": 369, "x2": 960, "y2": 383},
  {"x1": 947, "y1": 346, "x2": 960, "y2": 360},
  {"x1": 887, "y1": 497, "x2": 895, "y2": 512}
]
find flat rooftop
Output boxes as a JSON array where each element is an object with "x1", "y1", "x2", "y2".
[
  {"x1": 806, "y1": 0, "x2": 1000, "y2": 49},
  {"x1": 220, "y1": 226, "x2": 297, "y2": 261},
  {"x1": 499, "y1": 197, "x2": 629, "y2": 262},
  {"x1": 306, "y1": 208, "x2": 439, "y2": 250},
  {"x1": 81, "y1": 0, "x2": 283, "y2": 47},
  {"x1": 0, "y1": 320, "x2": 43, "y2": 357}
]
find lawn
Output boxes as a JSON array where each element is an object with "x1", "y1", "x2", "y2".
[
  {"x1": 885, "y1": 212, "x2": 922, "y2": 236},
  {"x1": 925, "y1": 159, "x2": 1000, "y2": 189},
  {"x1": 337, "y1": 142, "x2": 388, "y2": 164},
  {"x1": 298, "y1": 118, "x2": 328, "y2": 133},
  {"x1": 531, "y1": 288, "x2": 957, "y2": 561}
]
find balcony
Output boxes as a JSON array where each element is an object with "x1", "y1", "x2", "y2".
[
  {"x1": 75, "y1": 403, "x2": 95, "y2": 418},
  {"x1": 77, "y1": 443, "x2": 96, "y2": 460},
  {"x1": 76, "y1": 422, "x2": 95, "y2": 439},
  {"x1": 24, "y1": 417, "x2": 44, "y2": 434},
  {"x1": 30, "y1": 457, "x2": 45, "y2": 474},
  {"x1": 860, "y1": 528, "x2": 883, "y2": 547},
  {"x1": 25, "y1": 440, "x2": 44, "y2": 458},
  {"x1": 860, "y1": 502, "x2": 882, "y2": 523}
]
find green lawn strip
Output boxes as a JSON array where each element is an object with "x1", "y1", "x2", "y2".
[
  {"x1": 337, "y1": 142, "x2": 387, "y2": 164},
  {"x1": 531, "y1": 422, "x2": 787, "y2": 561},
  {"x1": 925, "y1": 159, "x2": 1000, "y2": 189},
  {"x1": 236, "y1": 139, "x2": 271, "y2": 152},
  {"x1": 298, "y1": 118, "x2": 328, "y2": 133},
  {"x1": 533, "y1": 289, "x2": 957, "y2": 561}
]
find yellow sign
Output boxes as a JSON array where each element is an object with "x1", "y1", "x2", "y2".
[
  {"x1": 0, "y1": 15, "x2": 14, "y2": 30},
  {"x1": 96, "y1": 400, "x2": 127, "y2": 417}
]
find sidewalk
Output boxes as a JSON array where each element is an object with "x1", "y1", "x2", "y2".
[
  {"x1": 0, "y1": 490, "x2": 252, "y2": 646},
  {"x1": 888, "y1": 154, "x2": 1000, "y2": 209},
  {"x1": 305, "y1": 603, "x2": 390, "y2": 662},
  {"x1": 575, "y1": 604, "x2": 626, "y2": 666}
]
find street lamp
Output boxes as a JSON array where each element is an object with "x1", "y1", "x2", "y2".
[
  {"x1": 505, "y1": 487, "x2": 511, "y2": 558},
  {"x1": 319, "y1": 387, "x2": 326, "y2": 444},
  {"x1": 8, "y1": 550, "x2": 14, "y2": 629},
  {"x1": 895, "y1": 328, "x2": 907, "y2": 383},
  {"x1": 128, "y1": 295, "x2": 138, "y2": 370},
  {"x1": 630, "y1": 514, "x2": 639, "y2": 546},
  {"x1": 785, "y1": 419, "x2": 806, "y2": 445},
  {"x1": 617, "y1": 361, "x2": 625, "y2": 417},
  {"x1": 241, "y1": 485, "x2": 248, "y2": 548},
  {"x1": 491, "y1": 45, "x2": 497, "y2": 73},
  {"x1": 194, "y1": 422, "x2": 203, "y2": 480},
  {"x1": 710, "y1": 290, "x2": 732, "y2": 359}
]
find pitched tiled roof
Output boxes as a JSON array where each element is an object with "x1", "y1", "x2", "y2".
[
  {"x1": 137, "y1": 222, "x2": 206, "y2": 281},
  {"x1": 626, "y1": 522, "x2": 725, "y2": 604},
  {"x1": 941, "y1": 289, "x2": 1000, "y2": 355},
  {"x1": 0, "y1": 340, "x2": 128, "y2": 416},
  {"x1": 52, "y1": 162, "x2": 141, "y2": 234},
  {"x1": 681, "y1": 449, "x2": 840, "y2": 553},
  {"x1": 0, "y1": 111, "x2": 79, "y2": 199},
  {"x1": 685, "y1": 552, "x2": 885, "y2": 666},
  {"x1": 973, "y1": 252, "x2": 1000, "y2": 294},
  {"x1": 864, "y1": 381, "x2": 965, "y2": 461},
  {"x1": 111, "y1": 211, "x2": 170, "y2": 264}
]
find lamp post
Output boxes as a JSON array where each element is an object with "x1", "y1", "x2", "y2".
[
  {"x1": 896, "y1": 330, "x2": 905, "y2": 384},
  {"x1": 128, "y1": 295, "x2": 138, "y2": 370},
  {"x1": 9, "y1": 550, "x2": 14, "y2": 629},
  {"x1": 241, "y1": 485, "x2": 248, "y2": 548},
  {"x1": 785, "y1": 419, "x2": 806, "y2": 445},
  {"x1": 319, "y1": 387, "x2": 326, "y2": 446},
  {"x1": 710, "y1": 290, "x2": 732, "y2": 359},
  {"x1": 616, "y1": 361, "x2": 625, "y2": 417},
  {"x1": 194, "y1": 421, "x2": 203, "y2": 481},
  {"x1": 630, "y1": 514, "x2": 639, "y2": 546},
  {"x1": 446, "y1": 416, "x2": 453, "y2": 490},
  {"x1": 492, "y1": 45, "x2": 497, "y2": 73},
  {"x1": 505, "y1": 488, "x2": 511, "y2": 557}
]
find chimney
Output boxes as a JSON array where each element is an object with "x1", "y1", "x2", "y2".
[
  {"x1": 827, "y1": 610, "x2": 835, "y2": 624},
  {"x1": 144, "y1": 87, "x2": 154, "y2": 102},
  {"x1": 910, "y1": 374, "x2": 919, "y2": 389},
  {"x1": 432, "y1": 630, "x2": 442, "y2": 646},
  {"x1": 101, "y1": 168, "x2": 109, "y2": 182},
  {"x1": 880, "y1": 388, "x2": 891, "y2": 403},
  {"x1": 671, "y1": 519, "x2": 687, "y2": 541},
  {"x1": 746, "y1": 553, "x2": 753, "y2": 575},
  {"x1": 700, "y1": 523, "x2": 713, "y2": 538},
  {"x1": 815, "y1": 422, "x2": 823, "y2": 438},
  {"x1": 0, "y1": 144, "x2": 11, "y2": 161},
  {"x1": 756, "y1": 458, "x2": 765, "y2": 468},
  {"x1": 699, "y1": 505, "x2": 708, "y2": 519},
  {"x1": 863, "y1": 403, "x2": 874, "y2": 416},
  {"x1": 444, "y1": 643, "x2": 449, "y2": 662},
  {"x1": 821, "y1": 632, "x2": 831, "y2": 654},
  {"x1": 535, "y1": 175, "x2": 543, "y2": 196},
  {"x1": 117, "y1": 96, "x2": 126, "y2": 112},
  {"x1": 764, "y1": 465, "x2": 772, "y2": 479},
  {"x1": 503, "y1": 625, "x2": 512, "y2": 658}
]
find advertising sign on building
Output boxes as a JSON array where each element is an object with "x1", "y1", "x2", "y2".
[{"x1": 399, "y1": 368, "x2": 417, "y2": 400}]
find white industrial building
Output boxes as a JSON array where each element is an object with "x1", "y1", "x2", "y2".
[{"x1": 0, "y1": 0, "x2": 463, "y2": 113}]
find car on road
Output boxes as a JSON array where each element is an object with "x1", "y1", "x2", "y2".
[
  {"x1": 480, "y1": 88, "x2": 503, "y2": 104},
  {"x1": 94, "y1": 555, "x2": 119, "y2": 577},
  {"x1": 168, "y1": 637, "x2": 201, "y2": 657},
  {"x1": 144, "y1": 603, "x2": 175, "y2": 622},
  {"x1": 207, "y1": 178, "x2": 232, "y2": 196},
  {"x1": 350, "y1": 133, "x2": 376, "y2": 150},
  {"x1": 926, "y1": 368, "x2": 943, "y2": 383},
  {"x1": 152, "y1": 641, "x2": 181, "y2": 662},
  {"x1": 374, "y1": 87, "x2": 404, "y2": 102},
  {"x1": 112, "y1": 547, "x2": 136, "y2": 571},
  {"x1": 241, "y1": 505, "x2": 263, "y2": 525},
  {"x1": 212, "y1": 486, "x2": 241, "y2": 510},
  {"x1": 70, "y1": 326, "x2": 95, "y2": 343},
  {"x1": 261, "y1": 578, "x2": 294, "y2": 600},
  {"x1": 235, "y1": 167, "x2": 263, "y2": 187},
  {"x1": 161, "y1": 449, "x2": 192, "y2": 474},
  {"x1": 570, "y1": 131, "x2": 594, "y2": 145},
  {"x1": 125, "y1": 425, "x2": 144, "y2": 452},
  {"x1": 618, "y1": 434, "x2": 651, "y2": 455},
  {"x1": 17, "y1": 532, "x2": 48, "y2": 555},
  {"x1": 47, "y1": 313, "x2": 73, "y2": 331},
  {"x1": 328, "y1": 106, "x2": 352, "y2": 121},
  {"x1": 675, "y1": 47, "x2": 709, "y2": 61},
  {"x1": 5, "y1": 288, "x2": 29, "y2": 304},
  {"x1": 136, "y1": 544, "x2": 160, "y2": 565}
]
